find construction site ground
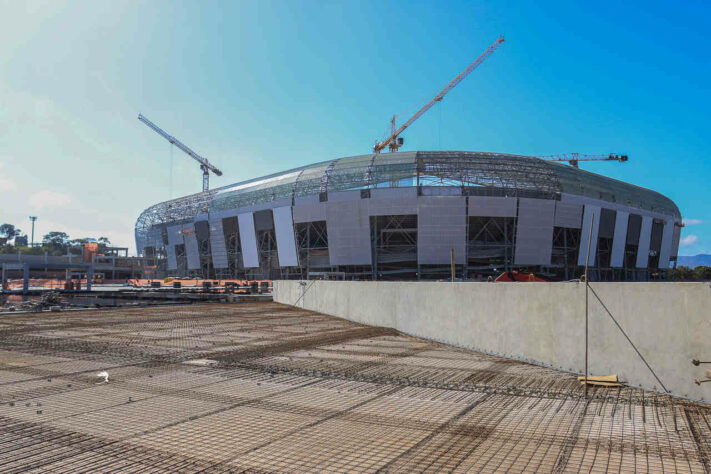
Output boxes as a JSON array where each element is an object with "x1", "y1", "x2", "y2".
[{"x1": 0, "y1": 302, "x2": 708, "y2": 473}]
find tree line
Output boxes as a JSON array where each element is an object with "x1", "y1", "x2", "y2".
[
  {"x1": 674, "y1": 265, "x2": 711, "y2": 281},
  {"x1": 0, "y1": 223, "x2": 111, "y2": 256}
]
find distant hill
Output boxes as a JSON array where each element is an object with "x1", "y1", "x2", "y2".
[{"x1": 677, "y1": 254, "x2": 711, "y2": 268}]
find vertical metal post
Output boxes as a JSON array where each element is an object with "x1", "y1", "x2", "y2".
[
  {"x1": 450, "y1": 248, "x2": 455, "y2": 282},
  {"x1": 29, "y1": 216, "x2": 37, "y2": 247},
  {"x1": 583, "y1": 213, "x2": 594, "y2": 399},
  {"x1": 22, "y1": 264, "x2": 29, "y2": 294}
]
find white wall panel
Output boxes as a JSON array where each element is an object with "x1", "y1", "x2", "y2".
[
  {"x1": 578, "y1": 205, "x2": 601, "y2": 266},
  {"x1": 166, "y1": 225, "x2": 183, "y2": 271},
  {"x1": 273, "y1": 206, "x2": 299, "y2": 267},
  {"x1": 184, "y1": 229, "x2": 201, "y2": 270},
  {"x1": 610, "y1": 211, "x2": 629, "y2": 268},
  {"x1": 514, "y1": 198, "x2": 555, "y2": 265},
  {"x1": 209, "y1": 219, "x2": 229, "y2": 269},
  {"x1": 238, "y1": 213, "x2": 260, "y2": 268},
  {"x1": 418, "y1": 196, "x2": 466, "y2": 264},
  {"x1": 658, "y1": 220, "x2": 674, "y2": 269},
  {"x1": 326, "y1": 200, "x2": 372, "y2": 266},
  {"x1": 636, "y1": 216, "x2": 653, "y2": 268},
  {"x1": 165, "y1": 246, "x2": 177, "y2": 271},
  {"x1": 468, "y1": 196, "x2": 517, "y2": 217},
  {"x1": 554, "y1": 202, "x2": 583, "y2": 228}
]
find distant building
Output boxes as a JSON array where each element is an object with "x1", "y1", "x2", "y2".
[
  {"x1": 136, "y1": 151, "x2": 681, "y2": 281},
  {"x1": 14, "y1": 235, "x2": 28, "y2": 247}
]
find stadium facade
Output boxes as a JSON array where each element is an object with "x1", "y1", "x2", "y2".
[{"x1": 135, "y1": 151, "x2": 682, "y2": 281}]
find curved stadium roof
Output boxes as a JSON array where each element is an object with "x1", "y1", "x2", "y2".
[{"x1": 136, "y1": 151, "x2": 680, "y2": 238}]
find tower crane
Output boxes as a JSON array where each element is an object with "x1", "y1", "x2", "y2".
[
  {"x1": 539, "y1": 153, "x2": 628, "y2": 168},
  {"x1": 138, "y1": 113, "x2": 223, "y2": 192},
  {"x1": 373, "y1": 35, "x2": 505, "y2": 154}
]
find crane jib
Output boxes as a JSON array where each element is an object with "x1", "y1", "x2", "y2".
[
  {"x1": 374, "y1": 35, "x2": 505, "y2": 153},
  {"x1": 138, "y1": 113, "x2": 223, "y2": 191}
]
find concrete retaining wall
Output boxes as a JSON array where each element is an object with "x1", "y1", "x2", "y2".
[{"x1": 274, "y1": 280, "x2": 711, "y2": 401}]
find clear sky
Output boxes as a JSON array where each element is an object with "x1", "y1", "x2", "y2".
[{"x1": 1, "y1": 0, "x2": 709, "y2": 255}]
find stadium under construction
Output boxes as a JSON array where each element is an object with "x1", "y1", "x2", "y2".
[{"x1": 135, "y1": 150, "x2": 682, "y2": 282}]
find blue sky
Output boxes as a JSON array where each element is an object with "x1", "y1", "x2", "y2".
[{"x1": 1, "y1": 0, "x2": 709, "y2": 255}]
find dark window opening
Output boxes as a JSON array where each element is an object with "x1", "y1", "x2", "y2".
[
  {"x1": 174, "y1": 244, "x2": 187, "y2": 275},
  {"x1": 222, "y1": 216, "x2": 243, "y2": 278},
  {"x1": 467, "y1": 216, "x2": 515, "y2": 273},
  {"x1": 552, "y1": 226, "x2": 582, "y2": 279},
  {"x1": 371, "y1": 215, "x2": 418, "y2": 280},
  {"x1": 648, "y1": 220, "x2": 664, "y2": 269},
  {"x1": 295, "y1": 220, "x2": 330, "y2": 273}
]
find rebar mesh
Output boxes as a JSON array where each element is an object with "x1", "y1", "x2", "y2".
[{"x1": 0, "y1": 303, "x2": 707, "y2": 472}]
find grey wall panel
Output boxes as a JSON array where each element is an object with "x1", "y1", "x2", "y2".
[
  {"x1": 658, "y1": 220, "x2": 674, "y2": 269},
  {"x1": 514, "y1": 198, "x2": 555, "y2": 265},
  {"x1": 328, "y1": 190, "x2": 361, "y2": 202},
  {"x1": 273, "y1": 206, "x2": 299, "y2": 267},
  {"x1": 292, "y1": 203, "x2": 327, "y2": 223},
  {"x1": 367, "y1": 198, "x2": 417, "y2": 216},
  {"x1": 421, "y1": 186, "x2": 462, "y2": 196},
  {"x1": 238, "y1": 213, "x2": 260, "y2": 268},
  {"x1": 326, "y1": 200, "x2": 372, "y2": 266},
  {"x1": 184, "y1": 230, "x2": 201, "y2": 270},
  {"x1": 370, "y1": 188, "x2": 417, "y2": 200},
  {"x1": 636, "y1": 216, "x2": 653, "y2": 268},
  {"x1": 294, "y1": 195, "x2": 320, "y2": 206},
  {"x1": 418, "y1": 196, "x2": 466, "y2": 264},
  {"x1": 610, "y1": 211, "x2": 629, "y2": 268},
  {"x1": 194, "y1": 220, "x2": 210, "y2": 241},
  {"x1": 554, "y1": 201, "x2": 583, "y2": 228},
  {"x1": 253, "y1": 210, "x2": 274, "y2": 231},
  {"x1": 468, "y1": 196, "x2": 517, "y2": 217},
  {"x1": 578, "y1": 205, "x2": 601, "y2": 266},
  {"x1": 209, "y1": 219, "x2": 229, "y2": 269},
  {"x1": 598, "y1": 209, "x2": 617, "y2": 239}
]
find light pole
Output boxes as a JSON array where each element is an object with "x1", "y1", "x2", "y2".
[{"x1": 29, "y1": 216, "x2": 37, "y2": 247}]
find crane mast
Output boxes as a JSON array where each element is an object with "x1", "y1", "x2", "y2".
[
  {"x1": 138, "y1": 113, "x2": 223, "y2": 192},
  {"x1": 374, "y1": 35, "x2": 505, "y2": 153},
  {"x1": 539, "y1": 153, "x2": 628, "y2": 168}
]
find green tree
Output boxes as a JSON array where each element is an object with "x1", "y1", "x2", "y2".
[
  {"x1": 43, "y1": 231, "x2": 70, "y2": 254},
  {"x1": 97, "y1": 236, "x2": 111, "y2": 253},
  {"x1": 693, "y1": 266, "x2": 711, "y2": 281},
  {"x1": 0, "y1": 223, "x2": 17, "y2": 240},
  {"x1": 675, "y1": 265, "x2": 695, "y2": 281}
]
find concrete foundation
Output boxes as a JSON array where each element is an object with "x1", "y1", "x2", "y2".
[{"x1": 274, "y1": 280, "x2": 711, "y2": 401}]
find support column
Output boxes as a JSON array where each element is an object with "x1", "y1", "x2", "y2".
[
  {"x1": 22, "y1": 264, "x2": 29, "y2": 294},
  {"x1": 87, "y1": 265, "x2": 93, "y2": 292}
]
